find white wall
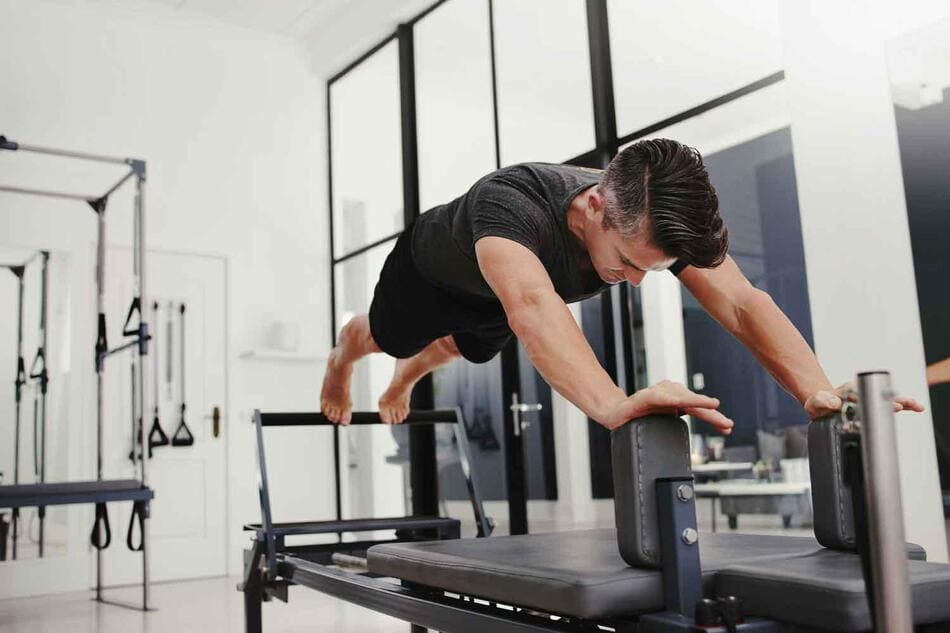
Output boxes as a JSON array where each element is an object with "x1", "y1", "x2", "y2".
[
  {"x1": 780, "y1": 0, "x2": 947, "y2": 561},
  {"x1": 0, "y1": 0, "x2": 331, "y2": 592}
]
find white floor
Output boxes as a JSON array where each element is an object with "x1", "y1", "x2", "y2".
[
  {"x1": 0, "y1": 575, "x2": 409, "y2": 633},
  {"x1": 2, "y1": 516, "x2": 946, "y2": 633}
]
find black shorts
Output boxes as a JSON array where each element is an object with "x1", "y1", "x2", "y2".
[{"x1": 368, "y1": 225, "x2": 512, "y2": 364}]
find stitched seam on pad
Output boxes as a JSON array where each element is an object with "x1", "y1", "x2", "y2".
[
  {"x1": 636, "y1": 422, "x2": 653, "y2": 562},
  {"x1": 831, "y1": 422, "x2": 852, "y2": 547}
]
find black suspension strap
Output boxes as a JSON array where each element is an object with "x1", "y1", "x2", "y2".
[
  {"x1": 126, "y1": 501, "x2": 146, "y2": 552},
  {"x1": 172, "y1": 303, "x2": 194, "y2": 447},
  {"x1": 148, "y1": 301, "x2": 169, "y2": 457},
  {"x1": 90, "y1": 503, "x2": 112, "y2": 550},
  {"x1": 29, "y1": 348, "x2": 47, "y2": 478}
]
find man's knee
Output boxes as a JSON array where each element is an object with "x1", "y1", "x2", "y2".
[
  {"x1": 341, "y1": 314, "x2": 381, "y2": 353},
  {"x1": 436, "y1": 335, "x2": 462, "y2": 359}
]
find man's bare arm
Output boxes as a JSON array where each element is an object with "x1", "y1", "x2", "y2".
[
  {"x1": 475, "y1": 236, "x2": 733, "y2": 432},
  {"x1": 678, "y1": 256, "x2": 924, "y2": 417}
]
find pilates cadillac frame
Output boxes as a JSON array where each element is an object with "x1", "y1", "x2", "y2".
[{"x1": 0, "y1": 135, "x2": 152, "y2": 611}]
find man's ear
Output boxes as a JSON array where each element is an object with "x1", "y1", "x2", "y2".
[{"x1": 587, "y1": 187, "x2": 606, "y2": 220}]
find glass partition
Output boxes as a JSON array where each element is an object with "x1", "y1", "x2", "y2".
[
  {"x1": 621, "y1": 82, "x2": 812, "y2": 445},
  {"x1": 608, "y1": 0, "x2": 783, "y2": 138},
  {"x1": 415, "y1": 0, "x2": 496, "y2": 210},
  {"x1": 886, "y1": 16, "x2": 950, "y2": 488},
  {"x1": 330, "y1": 41, "x2": 404, "y2": 257},
  {"x1": 493, "y1": 0, "x2": 595, "y2": 165}
]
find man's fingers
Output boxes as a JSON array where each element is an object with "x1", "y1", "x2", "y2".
[
  {"x1": 653, "y1": 384, "x2": 719, "y2": 411},
  {"x1": 684, "y1": 407, "x2": 734, "y2": 435},
  {"x1": 895, "y1": 397, "x2": 925, "y2": 413}
]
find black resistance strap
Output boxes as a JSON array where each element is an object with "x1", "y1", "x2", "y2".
[
  {"x1": 126, "y1": 501, "x2": 146, "y2": 551},
  {"x1": 90, "y1": 503, "x2": 112, "y2": 550},
  {"x1": 172, "y1": 303, "x2": 194, "y2": 447}
]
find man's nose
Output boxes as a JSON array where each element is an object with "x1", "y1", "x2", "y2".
[{"x1": 625, "y1": 269, "x2": 646, "y2": 286}]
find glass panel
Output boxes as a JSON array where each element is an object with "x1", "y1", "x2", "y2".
[
  {"x1": 493, "y1": 0, "x2": 595, "y2": 165},
  {"x1": 608, "y1": 0, "x2": 783, "y2": 138},
  {"x1": 330, "y1": 41, "x2": 404, "y2": 257},
  {"x1": 416, "y1": 0, "x2": 496, "y2": 211},
  {"x1": 886, "y1": 17, "x2": 950, "y2": 488},
  {"x1": 633, "y1": 82, "x2": 813, "y2": 442},
  {"x1": 333, "y1": 241, "x2": 398, "y2": 415},
  {"x1": 333, "y1": 241, "x2": 403, "y2": 519}
]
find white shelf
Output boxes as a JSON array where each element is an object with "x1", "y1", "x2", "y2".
[{"x1": 239, "y1": 349, "x2": 326, "y2": 363}]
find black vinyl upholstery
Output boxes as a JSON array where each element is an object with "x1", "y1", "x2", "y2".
[
  {"x1": 716, "y1": 549, "x2": 950, "y2": 631},
  {"x1": 369, "y1": 529, "x2": 838, "y2": 619}
]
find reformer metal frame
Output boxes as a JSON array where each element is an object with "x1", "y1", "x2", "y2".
[
  {"x1": 0, "y1": 135, "x2": 152, "y2": 611},
  {"x1": 242, "y1": 374, "x2": 917, "y2": 633},
  {"x1": 243, "y1": 408, "x2": 495, "y2": 633}
]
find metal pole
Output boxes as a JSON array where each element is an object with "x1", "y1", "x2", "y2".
[
  {"x1": 11, "y1": 269, "x2": 25, "y2": 559},
  {"x1": 134, "y1": 173, "x2": 150, "y2": 611},
  {"x1": 2, "y1": 138, "x2": 131, "y2": 165},
  {"x1": 856, "y1": 371, "x2": 913, "y2": 633},
  {"x1": 0, "y1": 184, "x2": 96, "y2": 203},
  {"x1": 95, "y1": 202, "x2": 106, "y2": 601},
  {"x1": 37, "y1": 251, "x2": 49, "y2": 556}
]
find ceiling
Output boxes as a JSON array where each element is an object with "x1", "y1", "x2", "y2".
[
  {"x1": 128, "y1": 0, "x2": 434, "y2": 75},
  {"x1": 142, "y1": 0, "x2": 349, "y2": 37}
]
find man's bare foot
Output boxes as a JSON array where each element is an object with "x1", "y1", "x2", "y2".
[
  {"x1": 321, "y1": 348, "x2": 354, "y2": 424},
  {"x1": 379, "y1": 372, "x2": 413, "y2": 424}
]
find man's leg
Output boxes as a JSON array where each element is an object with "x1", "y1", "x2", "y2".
[
  {"x1": 378, "y1": 336, "x2": 461, "y2": 424},
  {"x1": 320, "y1": 314, "x2": 382, "y2": 424}
]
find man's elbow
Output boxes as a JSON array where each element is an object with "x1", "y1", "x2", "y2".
[
  {"x1": 732, "y1": 287, "x2": 777, "y2": 336},
  {"x1": 505, "y1": 288, "x2": 549, "y2": 337}
]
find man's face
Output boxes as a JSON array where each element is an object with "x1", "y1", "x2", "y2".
[{"x1": 584, "y1": 192, "x2": 677, "y2": 286}]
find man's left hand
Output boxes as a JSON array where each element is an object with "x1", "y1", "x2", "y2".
[{"x1": 804, "y1": 382, "x2": 926, "y2": 420}]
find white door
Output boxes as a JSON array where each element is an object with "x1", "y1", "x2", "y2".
[{"x1": 99, "y1": 247, "x2": 227, "y2": 583}]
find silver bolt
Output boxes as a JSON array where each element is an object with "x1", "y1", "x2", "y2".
[
  {"x1": 676, "y1": 484, "x2": 694, "y2": 502},
  {"x1": 682, "y1": 528, "x2": 698, "y2": 545}
]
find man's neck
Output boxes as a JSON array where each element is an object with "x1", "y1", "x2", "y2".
[{"x1": 566, "y1": 187, "x2": 594, "y2": 247}]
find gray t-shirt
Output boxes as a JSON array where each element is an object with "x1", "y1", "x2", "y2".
[{"x1": 411, "y1": 163, "x2": 608, "y2": 303}]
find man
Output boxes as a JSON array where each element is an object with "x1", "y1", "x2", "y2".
[{"x1": 320, "y1": 139, "x2": 923, "y2": 429}]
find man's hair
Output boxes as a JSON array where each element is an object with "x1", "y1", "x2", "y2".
[{"x1": 599, "y1": 138, "x2": 728, "y2": 268}]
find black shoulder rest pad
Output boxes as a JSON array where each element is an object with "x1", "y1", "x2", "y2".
[
  {"x1": 611, "y1": 415, "x2": 691, "y2": 568},
  {"x1": 808, "y1": 414, "x2": 855, "y2": 550}
]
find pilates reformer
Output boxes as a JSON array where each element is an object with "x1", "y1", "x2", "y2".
[
  {"x1": 242, "y1": 371, "x2": 950, "y2": 632},
  {"x1": 0, "y1": 135, "x2": 154, "y2": 611}
]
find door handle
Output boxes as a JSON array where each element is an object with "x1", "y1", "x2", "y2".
[
  {"x1": 509, "y1": 394, "x2": 543, "y2": 437},
  {"x1": 203, "y1": 406, "x2": 221, "y2": 438}
]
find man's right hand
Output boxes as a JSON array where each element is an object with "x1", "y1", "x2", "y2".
[{"x1": 602, "y1": 380, "x2": 734, "y2": 434}]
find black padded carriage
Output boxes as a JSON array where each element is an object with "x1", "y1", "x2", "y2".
[{"x1": 368, "y1": 530, "x2": 938, "y2": 626}]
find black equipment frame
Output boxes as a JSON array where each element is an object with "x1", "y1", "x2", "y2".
[{"x1": 0, "y1": 135, "x2": 152, "y2": 610}]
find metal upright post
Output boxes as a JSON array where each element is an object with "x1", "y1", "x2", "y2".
[
  {"x1": 34, "y1": 252, "x2": 50, "y2": 556},
  {"x1": 856, "y1": 371, "x2": 913, "y2": 633},
  {"x1": 10, "y1": 266, "x2": 26, "y2": 559},
  {"x1": 93, "y1": 198, "x2": 107, "y2": 601},
  {"x1": 134, "y1": 172, "x2": 150, "y2": 611}
]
